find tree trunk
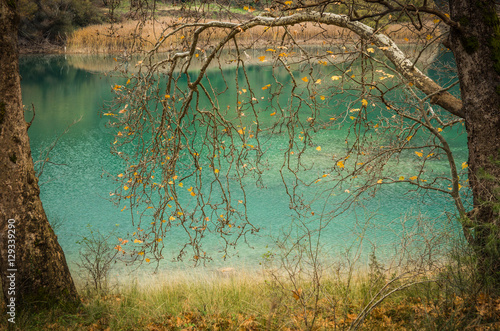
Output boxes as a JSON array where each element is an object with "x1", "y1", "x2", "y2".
[
  {"x1": 0, "y1": 0, "x2": 79, "y2": 309},
  {"x1": 449, "y1": 0, "x2": 500, "y2": 283}
]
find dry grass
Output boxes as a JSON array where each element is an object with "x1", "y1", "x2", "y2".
[
  {"x1": 67, "y1": 13, "x2": 432, "y2": 54},
  {"x1": 2, "y1": 262, "x2": 500, "y2": 330}
]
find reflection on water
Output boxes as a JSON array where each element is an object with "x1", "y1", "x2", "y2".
[{"x1": 20, "y1": 53, "x2": 466, "y2": 275}]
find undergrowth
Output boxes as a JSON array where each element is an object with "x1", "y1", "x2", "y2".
[{"x1": 1, "y1": 262, "x2": 499, "y2": 330}]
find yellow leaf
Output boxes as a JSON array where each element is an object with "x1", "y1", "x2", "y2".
[
  {"x1": 408, "y1": 82, "x2": 414, "y2": 86},
  {"x1": 121, "y1": 206, "x2": 126, "y2": 212},
  {"x1": 315, "y1": 79, "x2": 322, "y2": 84},
  {"x1": 190, "y1": 191, "x2": 196, "y2": 196},
  {"x1": 138, "y1": 251, "x2": 144, "y2": 255},
  {"x1": 157, "y1": 238, "x2": 162, "y2": 242},
  {"x1": 262, "y1": 84, "x2": 271, "y2": 90},
  {"x1": 214, "y1": 169, "x2": 219, "y2": 174},
  {"x1": 243, "y1": 5, "x2": 248, "y2": 10},
  {"x1": 165, "y1": 94, "x2": 170, "y2": 99},
  {"x1": 331, "y1": 75, "x2": 341, "y2": 81},
  {"x1": 409, "y1": 176, "x2": 417, "y2": 180},
  {"x1": 404, "y1": 37, "x2": 409, "y2": 42},
  {"x1": 433, "y1": 18, "x2": 440, "y2": 24},
  {"x1": 169, "y1": 216, "x2": 176, "y2": 221},
  {"x1": 123, "y1": 185, "x2": 129, "y2": 190},
  {"x1": 399, "y1": 176, "x2": 405, "y2": 180},
  {"x1": 377, "y1": 179, "x2": 383, "y2": 184},
  {"x1": 337, "y1": 160, "x2": 345, "y2": 169},
  {"x1": 367, "y1": 48, "x2": 375, "y2": 53},
  {"x1": 361, "y1": 99, "x2": 368, "y2": 106},
  {"x1": 437, "y1": 128, "x2": 443, "y2": 132},
  {"x1": 284, "y1": 0, "x2": 293, "y2": 5},
  {"x1": 118, "y1": 173, "x2": 124, "y2": 178},
  {"x1": 145, "y1": 258, "x2": 150, "y2": 262},
  {"x1": 462, "y1": 162, "x2": 468, "y2": 169},
  {"x1": 126, "y1": 79, "x2": 131, "y2": 84},
  {"x1": 134, "y1": 239, "x2": 143, "y2": 243},
  {"x1": 179, "y1": 182, "x2": 184, "y2": 187},
  {"x1": 270, "y1": 111, "x2": 276, "y2": 116},
  {"x1": 292, "y1": 288, "x2": 302, "y2": 300},
  {"x1": 330, "y1": 117, "x2": 336, "y2": 121},
  {"x1": 316, "y1": 146, "x2": 321, "y2": 151},
  {"x1": 258, "y1": 56, "x2": 266, "y2": 62},
  {"x1": 415, "y1": 151, "x2": 423, "y2": 157},
  {"x1": 426, "y1": 153, "x2": 434, "y2": 158},
  {"x1": 350, "y1": 116, "x2": 356, "y2": 120},
  {"x1": 266, "y1": 48, "x2": 276, "y2": 52},
  {"x1": 426, "y1": 34, "x2": 433, "y2": 40},
  {"x1": 406, "y1": 135, "x2": 413, "y2": 141},
  {"x1": 301, "y1": 76, "x2": 309, "y2": 82},
  {"x1": 320, "y1": 95, "x2": 325, "y2": 100}
]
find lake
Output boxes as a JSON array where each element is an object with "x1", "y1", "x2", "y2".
[{"x1": 20, "y1": 51, "x2": 468, "y2": 275}]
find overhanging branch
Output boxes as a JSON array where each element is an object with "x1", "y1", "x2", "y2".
[{"x1": 192, "y1": 11, "x2": 464, "y2": 118}]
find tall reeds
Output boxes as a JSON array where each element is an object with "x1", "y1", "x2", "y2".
[{"x1": 67, "y1": 16, "x2": 423, "y2": 54}]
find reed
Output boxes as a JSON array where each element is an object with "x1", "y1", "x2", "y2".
[{"x1": 67, "y1": 15, "x2": 429, "y2": 54}]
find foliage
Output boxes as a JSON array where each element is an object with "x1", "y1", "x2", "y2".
[{"x1": 18, "y1": 0, "x2": 104, "y2": 43}]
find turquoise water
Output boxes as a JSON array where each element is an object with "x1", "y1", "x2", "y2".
[{"x1": 20, "y1": 54, "x2": 468, "y2": 273}]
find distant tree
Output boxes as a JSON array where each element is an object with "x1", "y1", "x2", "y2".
[
  {"x1": 0, "y1": 0, "x2": 79, "y2": 308},
  {"x1": 18, "y1": 0, "x2": 103, "y2": 44}
]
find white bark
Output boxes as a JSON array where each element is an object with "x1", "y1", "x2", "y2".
[{"x1": 182, "y1": 11, "x2": 464, "y2": 118}]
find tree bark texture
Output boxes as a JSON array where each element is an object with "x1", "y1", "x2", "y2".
[
  {"x1": 449, "y1": 0, "x2": 500, "y2": 281},
  {"x1": 0, "y1": 0, "x2": 79, "y2": 308}
]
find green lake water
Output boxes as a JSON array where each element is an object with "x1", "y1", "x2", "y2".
[{"x1": 20, "y1": 53, "x2": 468, "y2": 274}]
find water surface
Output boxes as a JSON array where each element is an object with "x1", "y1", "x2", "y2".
[{"x1": 20, "y1": 53, "x2": 467, "y2": 274}]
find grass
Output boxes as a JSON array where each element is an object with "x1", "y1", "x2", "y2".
[
  {"x1": 2, "y1": 263, "x2": 499, "y2": 330},
  {"x1": 66, "y1": 8, "x2": 434, "y2": 54}
]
